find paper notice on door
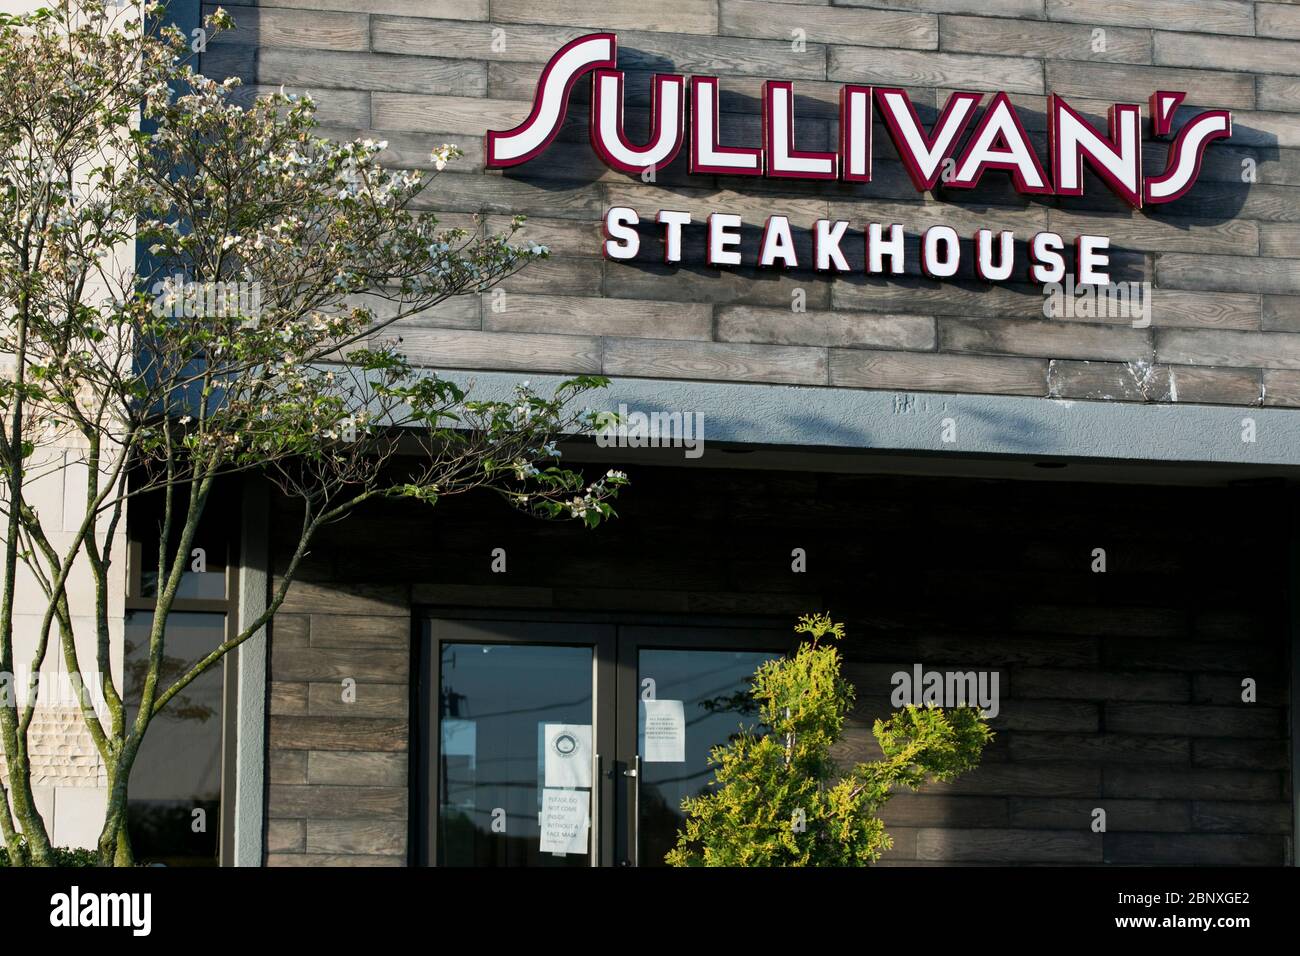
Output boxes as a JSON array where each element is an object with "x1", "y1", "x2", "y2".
[
  {"x1": 542, "y1": 723, "x2": 592, "y2": 788},
  {"x1": 538, "y1": 788, "x2": 590, "y2": 855},
  {"x1": 641, "y1": 698, "x2": 686, "y2": 763}
]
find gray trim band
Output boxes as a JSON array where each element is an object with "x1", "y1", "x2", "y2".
[{"x1": 433, "y1": 372, "x2": 1300, "y2": 467}]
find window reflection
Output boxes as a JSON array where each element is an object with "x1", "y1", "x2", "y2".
[
  {"x1": 438, "y1": 643, "x2": 593, "y2": 867},
  {"x1": 132, "y1": 487, "x2": 231, "y2": 601},
  {"x1": 637, "y1": 649, "x2": 776, "y2": 867},
  {"x1": 124, "y1": 611, "x2": 225, "y2": 866}
]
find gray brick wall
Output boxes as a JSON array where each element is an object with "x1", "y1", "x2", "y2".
[{"x1": 199, "y1": 0, "x2": 1300, "y2": 408}]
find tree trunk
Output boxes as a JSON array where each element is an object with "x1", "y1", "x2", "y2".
[
  {"x1": 97, "y1": 761, "x2": 131, "y2": 866},
  {"x1": 3, "y1": 753, "x2": 54, "y2": 866},
  {"x1": 113, "y1": 820, "x2": 134, "y2": 867},
  {"x1": 0, "y1": 783, "x2": 29, "y2": 865}
]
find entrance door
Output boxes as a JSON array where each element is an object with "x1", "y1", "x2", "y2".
[{"x1": 417, "y1": 617, "x2": 789, "y2": 866}]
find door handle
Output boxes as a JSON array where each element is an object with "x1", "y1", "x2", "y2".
[
  {"x1": 623, "y1": 754, "x2": 641, "y2": 866},
  {"x1": 589, "y1": 752, "x2": 600, "y2": 867}
]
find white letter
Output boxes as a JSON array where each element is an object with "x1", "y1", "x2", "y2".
[
  {"x1": 814, "y1": 219, "x2": 850, "y2": 272},
  {"x1": 1076, "y1": 235, "x2": 1111, "y2": 285},
  {"x1": 869, "y1": 223, "x2": 905, "y2": 274},
  {"x1": 1031, "y1": 232, "x2": 1066, "y2": 284},
  {"x1": 657, "y1": 209, "x2": 691, "y2": 263},
  {"x1": 708, "y1": 213, "x2": 743, "y2": 266},
  {"x1": 758, "y1": 216, "x2": 798, "y2": 268},
  {"x1": 603, "y1": 206, "x2": 640, "y2": 260},
  {"x1": 923, "y1": 226, "x2": 960, "y2": 278},
  {"x1": 975, "y1": 229, "x2": 1014, "y2": 282}
]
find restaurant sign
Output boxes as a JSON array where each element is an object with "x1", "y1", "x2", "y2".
[{"x1": 484, "y1": 34, "x2": 1232, "y2": 285}]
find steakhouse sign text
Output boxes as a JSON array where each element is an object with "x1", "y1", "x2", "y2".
[{"x1": 484, "y1": 33, "x2": 1233, "y2": 285}]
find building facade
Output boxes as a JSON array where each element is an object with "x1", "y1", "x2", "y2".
[{"x1": 16, "y1": 0, "x2": 1300, "y2": 867}]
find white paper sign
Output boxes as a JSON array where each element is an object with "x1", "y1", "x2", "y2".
[
  {"x1": 539, "y1": 788, "x2": 590, "y2": 855},
  {"x1": 641, "y1": 699, "x2": 686, "y2": 763},
  {"x1": 543, "y1": 723, "x2": 592, "y2": 788}
]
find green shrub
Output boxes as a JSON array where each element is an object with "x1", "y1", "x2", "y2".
[
  {"x1": 668, "y1": 613, "x2": 994, "y2": 866},
  {"x1": 0, "y1": 839, "x2": 99, "y2": 867}
]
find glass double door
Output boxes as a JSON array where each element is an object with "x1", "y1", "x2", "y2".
[{"x1": 418, "y1": 618, "x2": 787, "y2": 867}]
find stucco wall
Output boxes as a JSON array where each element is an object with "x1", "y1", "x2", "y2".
[{"x1": 201, "y1": 0, "x2": 1300, "y2": 407}]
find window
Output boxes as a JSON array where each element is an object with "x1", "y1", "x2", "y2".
[
  {"x1": 125, "y1": 484, "x2": 238, "y2": 866},
  {"x1": 123, "y1": 611, "x2": 227, "y2": 864}
]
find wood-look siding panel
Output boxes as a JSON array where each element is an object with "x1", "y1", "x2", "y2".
[
  {"x1": 722, "y1": 1, "x2": 938, "y2": 49},
  {"x1": 1045, "y1": 0, "x2": 1255, "y2": 36},
  {"x1": 940, "y1": 16, "x2": 1151, "y2": 64},
  {"x1": 205, "y1": 1, "x2": 1295, "y2": 411},
  {"x1": 264, "y1": 469, "x2": 1290, "y2": 865}
]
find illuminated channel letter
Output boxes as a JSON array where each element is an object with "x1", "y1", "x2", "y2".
[
  {"x1": 603, "y1": 206, "x2": 640, "y2": 260},
  {"x1": 839, "y1": 85, "x2": 873, "y2": 183},
  {"x1": 590, "y1": 69, "x2": 686, "y2": 174},
  {"x1": 707, "y1": 213, "x2": 744, "y2": 265},
  {"x1": 868, "y1": 223, "x2": 905, "y2": 275},
  {"x1": 1030, "y1": 232, "x2": 1067, "y2": 284},
  {"x1": 486, "y1": 33, "x2": 616, "y2": 167},
  {"x1": 813, "y1": 219, "x2": 851, "y2": 272},
  {"x1": 922, "y1": 226, "x2": 960, "y2": 278},
  {"x1": 658, "y1": 210, "x2": 692, "y2": 264},
  {"x1": 758, "y1": 215, "x2": 799, "y2": 268},
  {"x1": 975, "y1": 229, "x2": 1015, "y2": 282},
  {"x1": 1049, "y1": 95, "x2": 1143, "y2": 208},
  {"x1": 1076, "y1": 235, "x2": 1112, "y2": 285},
  {"x1": 1145, "y1": 91, "x2": 1232, "y2": 205},
  {"x1": 950, "y1": 93, "x2": 1052, "y2": 194},
  {"x1": 691, "y1": 77, "x2": 763, "y2": 175},
  {"x1": 764, "y1": 81, "x2": 837, "y2": 179},
  {"x1": 876, "y1": 88, "x2": 982, "y2": 191}
]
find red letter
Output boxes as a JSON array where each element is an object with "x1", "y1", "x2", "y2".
[
  {"x1": 876, "y1": 88, "x2": 981, "y2": 191},
  {"x1": 591, "y1": 69, "x2": 686, "y2": 174},
  {"x1": 764, "y1": 81, "x2": 836, "y2": 179},
  {"x1": 1145, "y1": 92, "x2": 1232, "y2": 205},
  {"x1": 950, "y1": 93, "x2": 1051, "y2": 195},
  {"x1": 1049, "y1": 94, "x2": 1143, "y2": 208},
  {"x1": 486, "y1": 34, "x2": 616, "y2": 167},
  {"x1": 691, "y1": 77, "x2": 763, "y2": 176}
]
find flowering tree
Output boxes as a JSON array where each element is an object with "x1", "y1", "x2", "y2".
[
  {"x1": 667, "y1": 614, "x2": 992, "y2": 866},
  {"x1": 0, "y1": 0, "x2": 626, "y2": 866}
]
